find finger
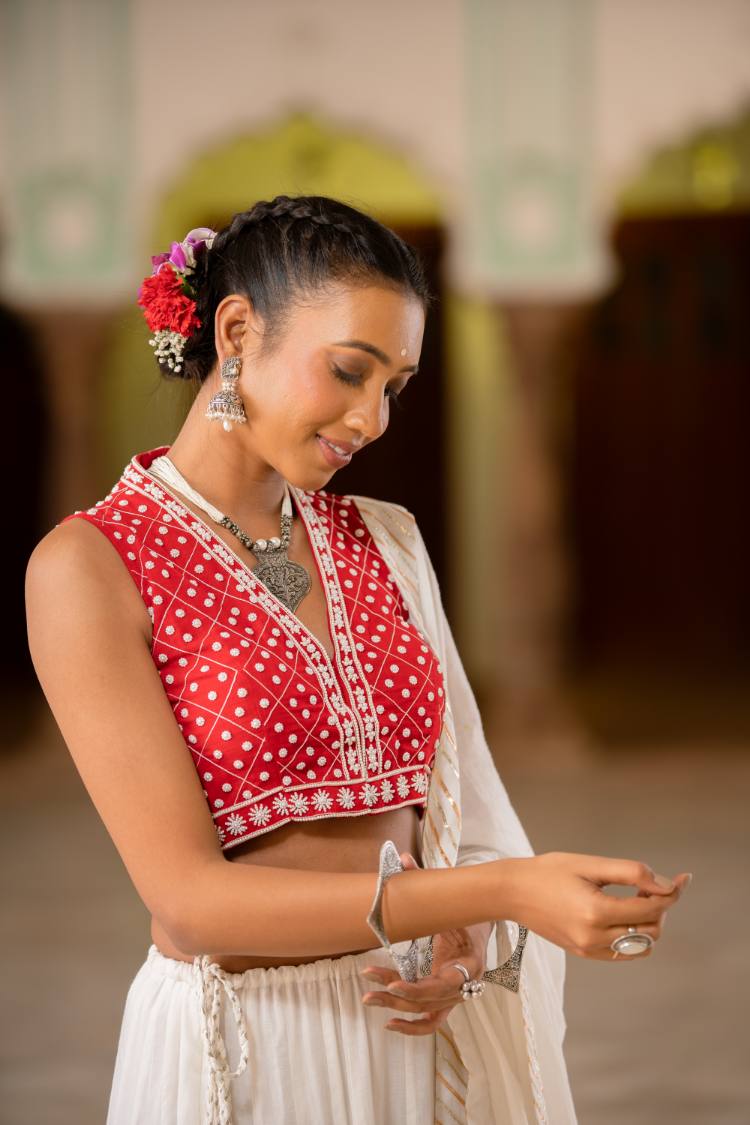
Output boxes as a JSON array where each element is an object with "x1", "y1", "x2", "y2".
[
  {"x1": 385, "y1": 1008, "x2": 453, "y2": 1036},
  {"x1": 375, "y1": 979, "x2": 464, "y2": 1010},
  {"x1": 570, "y1": 940, "x2": 657, "y2": 962},
  {"x1": 399, "y1": 852, "x2": 420, "y2": 870},
  {"x1": 364, "y1": 990, "x2": 458, "y2": 1013},
  {"x1": 593, "y1": 945, "x2": 655, "y2": 963},
  {"x1": 386, "y1": 975, "x2": 466, "y2": 1005},
  {"x1": 360, "y1": 966, "x2": 401, "y2": 986},
  {"x1": 597, "y1": 880, "x2": 687, "y2": 925},
  {"x1": 371, "y1": 973, "x2": 465, "y2": 1008},
  {"x1": 577, "y1": 855, "x2": 679, "y2": 896},
  {"x1": 636, "y1": 872, "x2": 692, "y2": 901},
  {"x1": 602, "y1": 920, "x2": 662, "y2": 949},
  {"x1": 363, "y1": 968, "x2": 464, "y2": 1009}
]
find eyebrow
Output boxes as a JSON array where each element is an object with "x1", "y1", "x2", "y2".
[{"x1": 332, "y1": 338, "x2": 419, "y2": 374}]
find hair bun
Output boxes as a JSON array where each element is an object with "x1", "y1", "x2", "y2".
[{"x1": 146, "y1": 194, "x2": 432, "y2": 384}]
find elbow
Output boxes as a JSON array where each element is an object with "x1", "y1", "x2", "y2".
[
  {"x1": 163, "y1": 916, "x2": 202, "y2": 957},
  {"x1": 155, "y1": 857, "x2": 228, "y2": 956},
  {"x1": 155, "y1": 891, "x2": 213, "y2": 957},
  {"x1": 158, "y1": 910, "x2": 209, "y2": 958}
]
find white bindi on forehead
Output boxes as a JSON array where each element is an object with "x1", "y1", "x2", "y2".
[{"x1": 400, "y1": 347, "x2": 407, "y2": 356}]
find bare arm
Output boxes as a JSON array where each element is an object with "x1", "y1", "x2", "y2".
[
  {"x1": 25, "y1": 520, "x2": 519, "y2": 957},
  {"x1": 26, "y1": 520, "x2": 689, "y2": 962}
]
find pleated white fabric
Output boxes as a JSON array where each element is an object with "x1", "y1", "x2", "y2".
[
  {"x1": 354, "y1": 496, "x2": 578, "y2": 1124},
  {"x1": 107, "y1": 492, "x2": 577, "y2": 1125},
  {"x1": 106, "y1": 941, "x2": 435, "y2": 1125}
]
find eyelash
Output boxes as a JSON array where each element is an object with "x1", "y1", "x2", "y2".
[{"x1": 331, "y1": 365, "x2": 406, "y2": 411}]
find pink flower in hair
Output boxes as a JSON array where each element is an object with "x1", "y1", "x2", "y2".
[{"x1": 138, "y1": 226, "x2": 217, "y2": 373}]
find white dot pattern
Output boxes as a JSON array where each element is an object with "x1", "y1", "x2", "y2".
[{"x1": 62, "y1": 445, "x2": 446, "y2": 852}]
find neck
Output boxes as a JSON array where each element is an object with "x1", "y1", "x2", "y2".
[{"x1": 162, "y1": 387, "x2": 289, "y2": 527}]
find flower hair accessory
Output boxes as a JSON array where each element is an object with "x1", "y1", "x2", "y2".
[{"x1": 137, "y1": 227, "x2": 216, "y2": 373}]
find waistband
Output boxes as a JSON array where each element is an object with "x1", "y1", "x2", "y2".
[
  {"x1": 145, "y1": 941, "x2": 411, "y2": 1125},
  {"x1": 145, "y1": 938, "x2": 400, "y2": 989}
]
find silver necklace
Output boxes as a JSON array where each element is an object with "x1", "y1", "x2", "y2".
[{"x1": 148, "y1": 454, "x2": 312, "y2": 613}]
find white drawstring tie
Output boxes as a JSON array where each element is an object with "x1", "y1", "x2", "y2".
[{"x1": 193, "y1": 954, "x2": 250, "y2": 1125}]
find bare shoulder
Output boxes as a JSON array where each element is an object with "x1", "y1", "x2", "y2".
[{"x1": 26, "y1": 517, "x2": 152, "y2": 646}]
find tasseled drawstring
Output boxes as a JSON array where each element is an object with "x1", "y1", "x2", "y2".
[{"x1": 193, "y1": 954, "x2": 250, "y2": 1125}]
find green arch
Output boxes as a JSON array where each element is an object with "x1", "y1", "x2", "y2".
[
  {"x1": 155, "y1": 110, "x2": 444, "y2": 246},
  {"x1": 617, "y1": 102, "x2": 750, "y2": 216}
]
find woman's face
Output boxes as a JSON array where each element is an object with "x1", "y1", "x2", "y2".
[{"x1": 239, "y1": 283, "x2": 425, "y2": 489}]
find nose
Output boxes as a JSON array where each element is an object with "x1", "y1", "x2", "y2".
[{"x1": 344, "y1": 384, "x2": 390, "y2": 445}]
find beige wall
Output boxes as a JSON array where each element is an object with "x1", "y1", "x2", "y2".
[{"x1": 4, "y1": 0, "x2": 750, "y2": 302}]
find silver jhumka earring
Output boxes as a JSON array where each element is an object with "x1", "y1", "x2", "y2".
[{"x1": 205, "y1": 356, "x2": 247, "y2": 431}]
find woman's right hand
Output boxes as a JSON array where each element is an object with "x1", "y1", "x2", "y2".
[{"x1": 497, "y1": 852, "x2": 692, "y2": 961}]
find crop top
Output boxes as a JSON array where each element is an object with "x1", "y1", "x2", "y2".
[{"x1": 60, "y1": 445, "x2": 446, "y2": 852}]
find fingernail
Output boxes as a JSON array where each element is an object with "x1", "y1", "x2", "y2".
[
  {"x1": 387, "y1": 985, "x2": 408, "y2": 997},
  {"x1": 683, "y1": 873, "x2": 693, "y2": 888},
  {"x1": 654, "y1": 874, "x2": 675, "y2": 891}
]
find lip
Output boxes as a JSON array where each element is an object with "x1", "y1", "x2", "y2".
[
  {"x1": 317, "y1": 434, "x2": 360, "y2": 454},
  {"x1": 316, "y1": 433, "x2": 353, "y2": 467}
]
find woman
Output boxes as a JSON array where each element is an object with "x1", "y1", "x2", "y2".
[{"x1": 26, "y1": 195, "x2": 690, "y2": 1124}]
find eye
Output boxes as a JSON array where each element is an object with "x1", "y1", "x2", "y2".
[
  {"x1": 331, "y1": 365, "x2": 406, "y2": 411},
  {"x1": 384, "y1": 386, "x2": 405, "y2": 411},
  {"x1": 331, "y1": 364, "x2": 362, "y2": 386}
]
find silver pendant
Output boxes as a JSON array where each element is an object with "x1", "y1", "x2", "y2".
[{"x1": 252, "y1": 548, "x2": 311, "y2": 612}]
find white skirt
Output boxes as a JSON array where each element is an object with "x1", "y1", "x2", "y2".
[{"x1": 106, "y1": 941, "x2": 436, "y2": 1125}]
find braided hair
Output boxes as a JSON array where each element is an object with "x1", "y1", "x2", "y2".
[{"x1": 174, "y1": 194, "x2": 434, "y2": 384}]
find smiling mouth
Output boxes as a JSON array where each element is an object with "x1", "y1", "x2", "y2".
[{"x1": 317, "y1": 434, "x2": 353, "y2": 459}]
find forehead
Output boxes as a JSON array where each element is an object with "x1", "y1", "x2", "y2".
[{"x1": 290, "y1": 284, "x2": 425, "y2": 350}]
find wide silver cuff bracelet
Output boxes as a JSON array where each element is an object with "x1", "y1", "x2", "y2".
[
  {"x1": 366, "y1": 840, "x2": 433, "y2": 981},
  {"x1": 366, "y1": 840, "x2": 528, "y2": 991}
]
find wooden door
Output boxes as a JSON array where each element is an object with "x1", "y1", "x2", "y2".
[{"x1": 569, "y1": 212, "x2": 750, "y2": 674}]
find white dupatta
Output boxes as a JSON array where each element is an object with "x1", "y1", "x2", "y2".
[{"x1": 355, "y1": 496, "x2": 578, "y2": 1125}]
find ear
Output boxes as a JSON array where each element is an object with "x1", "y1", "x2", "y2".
[{"x1": 214, "y1": 293, "x2": 263, "y2": 361}]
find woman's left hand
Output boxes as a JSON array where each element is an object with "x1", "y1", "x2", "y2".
[{"x1": 360, "y1": 852, "x2": 492, "y2": 1036}]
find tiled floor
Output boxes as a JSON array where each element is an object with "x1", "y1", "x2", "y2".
[{"x1": 1, "y1": 698, "x2": 748, "y2": 1124}]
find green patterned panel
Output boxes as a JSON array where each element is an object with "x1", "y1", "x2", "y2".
[
  {"x1": 463, "y1": 0, "x2": 606, "y2": 291},
  {"x1": 1, "y1": 0, "x2": 132, "y2": 293}
]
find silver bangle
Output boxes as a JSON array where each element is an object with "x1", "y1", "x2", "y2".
[
  {"x1": 366, "y1": 840, "x2": 432, "y2": 982},
  {"x1": 367, "y1": 842, "x2": 528, "y2": 992}
]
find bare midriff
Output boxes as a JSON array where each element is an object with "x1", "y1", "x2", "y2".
[{"x1": 151, "y1": 804, "x2": 423, "y2": 971}]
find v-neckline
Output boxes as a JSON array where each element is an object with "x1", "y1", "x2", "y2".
[{"x1": 131, "y1": 448, "x2": 341, "y2": 670}]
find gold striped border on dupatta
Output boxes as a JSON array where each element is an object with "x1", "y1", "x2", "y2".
[
  {"x1": 355, "y1": 498, "x2": 471, "y2": 1122},
  {"x1": 357, "y1": 497, "x2": 555, "y2": 1124},
  {"x1": 422, "y1": 704, "x2": 470, "y2": 1124}
]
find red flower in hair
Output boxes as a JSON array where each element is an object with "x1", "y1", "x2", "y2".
[{"x1": 137, "y1": 267, "x2": 201, "y2": 336}]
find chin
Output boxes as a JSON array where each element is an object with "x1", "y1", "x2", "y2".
[
  {"x1": 283, "y1": 461, "x2": 338, "y2": 494},
  {"x1": 278, "y1": 436, "x2": 343, "y2": 492}
]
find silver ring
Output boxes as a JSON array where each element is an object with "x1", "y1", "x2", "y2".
[
  {"x1": 452, "y1": 961, "x2": 485, "y2": 1000},
  {"x1": 451, "y1": 962, "x2": 471, "y2": 986},
  {"x1": 610, "y1": 927, "x2": 654, "y2": 956}
]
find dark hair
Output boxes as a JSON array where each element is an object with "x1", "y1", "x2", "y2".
[{"x1": 167, "y1": 194, "x2": 434, "y2": 384}]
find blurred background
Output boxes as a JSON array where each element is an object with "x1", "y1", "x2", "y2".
[{"x1": 2, "y1": 0, "x2": 749, "y2": 1122}]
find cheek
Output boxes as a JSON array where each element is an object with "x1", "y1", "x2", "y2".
[{"x1": 279, "y1": 368, "x2": 344, "y2": 425}]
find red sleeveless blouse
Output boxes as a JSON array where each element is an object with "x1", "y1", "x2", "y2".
[{"x1": 60, "y1": 446, "x2": 446, "y2": 852}]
